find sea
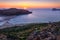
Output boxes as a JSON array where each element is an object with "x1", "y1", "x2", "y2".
[{"x1": 0, "y1": 8, "x2": 60, "y2": 25}]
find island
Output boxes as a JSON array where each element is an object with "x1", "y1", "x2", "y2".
[
  {"x1": 0, "y1": 8, "x2": 32, "y2": 16},
  {"x1": 52, "y1": 8, "x2": 60, "y2": 11}
]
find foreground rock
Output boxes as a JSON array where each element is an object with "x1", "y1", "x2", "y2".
[
  {"x1": 0, "y1": 8, "x2": 32, "y2": 16},
  {"x1": 27, "y1": 23, "x2": 60, "y2": 40}
]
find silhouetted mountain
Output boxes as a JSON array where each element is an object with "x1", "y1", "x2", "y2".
[{"x1": 0, "y1": 8, "x2": 32, "y2": 16}]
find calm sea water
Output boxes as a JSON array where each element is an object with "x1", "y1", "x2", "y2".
[
  {"x1": 9, "y1": 9, "x2": 60, "y2": 24},
  {"x1": 0, "y1": 9, "x2": 60, "y2": 25}
]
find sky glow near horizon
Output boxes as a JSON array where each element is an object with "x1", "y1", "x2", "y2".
[{"x1": 0, "y1": 0, "x2": 60, "y2": 8}]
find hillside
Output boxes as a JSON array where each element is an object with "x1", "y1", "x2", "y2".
[{"x1": 0, "y1": 22, "x2": 60, "y2": 40}]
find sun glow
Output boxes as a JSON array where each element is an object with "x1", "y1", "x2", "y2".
[
  {"x1": 23, "y1": 7, "x2": 27, "y2": 9},
  {"x1": 0, "y1": 2, "x2": 60, "y2": 8}
]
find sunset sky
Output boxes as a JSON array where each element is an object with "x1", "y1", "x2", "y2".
[{"x1": 0, "y1": 0, "x2": 60, "y2": 8}]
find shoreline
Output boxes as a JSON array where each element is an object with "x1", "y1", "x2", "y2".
[{"x1": 0, "y1": 21, "x2": 60, "y2": 29}]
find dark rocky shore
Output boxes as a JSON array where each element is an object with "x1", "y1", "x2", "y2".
[{"x1": 0, "y1": 8, "x2": 32, "y2": 16}]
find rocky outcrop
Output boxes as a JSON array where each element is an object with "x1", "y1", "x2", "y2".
[
  {"x1": 0, "y1": 8, "x2": 32, "y2": 16},
  {"x1": 26, "y1": 23, "x2": 60, "y2": 40},
  {"x1": 0, "y1": 34, "x2": 7, "y2": 40}
]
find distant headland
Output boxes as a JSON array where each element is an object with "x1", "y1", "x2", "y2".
[
  {"x1": 0, "y1": 8, "x2": 32, "y2": 16},
  {"x1": 52, "y1": 8, "x2": 60, "y2": 11}
]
